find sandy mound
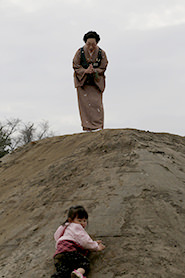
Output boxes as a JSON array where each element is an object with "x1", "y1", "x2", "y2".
[{"x1": 0, "y1": 129, "x2": 185, "y2": 278}]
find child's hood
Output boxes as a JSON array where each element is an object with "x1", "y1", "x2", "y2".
[{"x1": 54, "y1": 223, "x2": 68, "y2": 241}]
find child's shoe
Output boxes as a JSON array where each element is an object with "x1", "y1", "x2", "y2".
[{"x1": 71, "y1": 269, "x2": 86, "y2": 278}]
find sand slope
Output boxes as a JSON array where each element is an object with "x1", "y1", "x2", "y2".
[{"x1": 0, "y1": 129, "x2": 185, "y2": 278}]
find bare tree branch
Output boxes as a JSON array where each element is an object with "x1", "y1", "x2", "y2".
[{"x1": 0, "y1": 119, "x2": 54, "y2": 158}]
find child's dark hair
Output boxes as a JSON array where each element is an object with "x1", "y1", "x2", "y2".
[{"x1": 64, "y1": 205, "x2": 88, "y2": 224}]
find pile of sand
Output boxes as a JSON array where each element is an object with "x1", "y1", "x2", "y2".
[{"x1": 0, "y1": 129, "x2": 185, "y2": 278}]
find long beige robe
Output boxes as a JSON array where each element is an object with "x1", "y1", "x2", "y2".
[{"x1": 73, "y1": 46, "x2": 108, "y2": 130}]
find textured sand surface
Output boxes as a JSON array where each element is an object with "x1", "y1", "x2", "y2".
[{"x1": 0, "y1": 129, "x2": 185, "y2": 278}]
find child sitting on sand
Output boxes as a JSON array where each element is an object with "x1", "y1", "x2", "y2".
[{"x1": 51, "y1": 205, "x2": 105, "y2": 278}]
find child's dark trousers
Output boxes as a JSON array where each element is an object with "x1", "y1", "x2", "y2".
[{"x1": 51, "y1": 251, "x2": 90, "y2": 278}]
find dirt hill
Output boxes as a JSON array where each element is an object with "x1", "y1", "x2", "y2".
[{"x1": 0, "y1": 129, "x2": 185, "y2": 278}]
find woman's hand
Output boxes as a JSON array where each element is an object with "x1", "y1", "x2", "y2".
[{"x1": 85, "y1": 64, "x2": 94, "y2": 74}]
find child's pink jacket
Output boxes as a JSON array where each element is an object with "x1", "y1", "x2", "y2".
[{"x1": 54, "y1": 222, "x2": 99, "y2": 251}]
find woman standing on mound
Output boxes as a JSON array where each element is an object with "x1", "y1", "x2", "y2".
[
  {"x1": 51, "y1": 206, "x2": 105, "y2": 278},
  {"x1": 73, "y1": 31, "x2": 108, "y2": 131}
]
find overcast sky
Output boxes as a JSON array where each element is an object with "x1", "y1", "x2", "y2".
[{"x1": 0, "y1": 0, "x2": 185, "y2": 136}]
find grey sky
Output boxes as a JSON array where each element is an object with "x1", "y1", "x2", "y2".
[{"x1": 0, "y1": 0, "x2": 185, "y2": 136}]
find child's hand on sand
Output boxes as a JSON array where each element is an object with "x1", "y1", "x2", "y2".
[{"x1": 97, "y1": 241, "x2": 106, "y2": 251}]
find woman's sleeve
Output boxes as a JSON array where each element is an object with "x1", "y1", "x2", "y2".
[
  {"x1": 73, "y1": 224, "x2": 99, "y2": 251},
  {"x1": 94, "y1": 49, "x2": 108, "y2": 92},
  {"x1": 95, "y1": 50, "x2": 108, "y2": 75},
  {"x1": 73, "y1": 49, "x2": 87, "y2": 87}
]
